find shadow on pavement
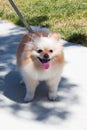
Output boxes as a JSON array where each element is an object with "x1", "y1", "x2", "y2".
[{"x1": 0, "y1": 69, "x2": 78, "y2": 121}]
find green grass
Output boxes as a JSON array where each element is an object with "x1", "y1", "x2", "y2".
[{"x1": 0, "y1": 0, "x2": 87, "y2": 46}]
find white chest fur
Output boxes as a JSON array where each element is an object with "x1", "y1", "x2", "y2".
[{"x1": 20, "y1": 63, "x2": 63, "y2": 81}]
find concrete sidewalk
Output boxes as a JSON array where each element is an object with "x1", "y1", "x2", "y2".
[{"x1": 0, "y1": 20, "x2": 87, "y2": 130}]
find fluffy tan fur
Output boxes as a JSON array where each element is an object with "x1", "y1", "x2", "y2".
[{"x1": 16, "y1": 32, "x2": 64, "y2": 101}]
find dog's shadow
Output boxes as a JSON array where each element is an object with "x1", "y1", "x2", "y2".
[
  {"x1": 0, "y1": 70, "x2": 78, "y2": 121},
  {"x1": 2, "y1": 70, "x2": 77, "y2": 103}
]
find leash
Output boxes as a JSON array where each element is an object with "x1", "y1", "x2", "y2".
[{"x1": 8, "y1": 0, "x2": 33, "y2": 32}]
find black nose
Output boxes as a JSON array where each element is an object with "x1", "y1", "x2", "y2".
[{"x1": 44, "y1": 54, "x2": 49, "y2": 59}]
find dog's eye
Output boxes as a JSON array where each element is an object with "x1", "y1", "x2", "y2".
[
  {"x1": 49, "y1": 50, "x2": 53, "y2": 53},
  {"x1": 37, "y1": 49, "x2": 43, "y2": 53}
]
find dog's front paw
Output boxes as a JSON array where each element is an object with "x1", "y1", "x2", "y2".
[
  {"x1": 24, "y1": 93, "x2": 34, "y2": 102},
  {"x1": 48, "y1": 92, "x2": 58, "y2": 101}
]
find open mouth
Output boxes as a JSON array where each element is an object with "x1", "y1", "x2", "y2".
[
  {"x1": 37, "y1": 57, "x2": 50, "y2": 69},
  {"x1": 37, "y1": 57, "x2": 50, "y2": 63}
]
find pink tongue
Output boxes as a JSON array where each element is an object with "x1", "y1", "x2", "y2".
[{"x1": 42, "y1": 62, "x2": 50, "y2": 69}]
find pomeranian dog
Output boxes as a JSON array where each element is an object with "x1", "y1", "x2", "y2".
[{"x1": 16, "y1": 32, "x2": 64, "y2": 102}]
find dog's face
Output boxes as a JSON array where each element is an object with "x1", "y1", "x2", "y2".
[{"x1": 25, "y1": 33, "x2": 63, "y2": 69}]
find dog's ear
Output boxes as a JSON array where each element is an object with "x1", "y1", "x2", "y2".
[
  {"x1": 27, "y1": 33, "x2": 40, "y2": 42},
  {"x1": 48, "y1": 33, "x2": 61, "y2": 40},
  {"x1": 21, "y1": 33, "x2": 40, "y2": 43}
]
